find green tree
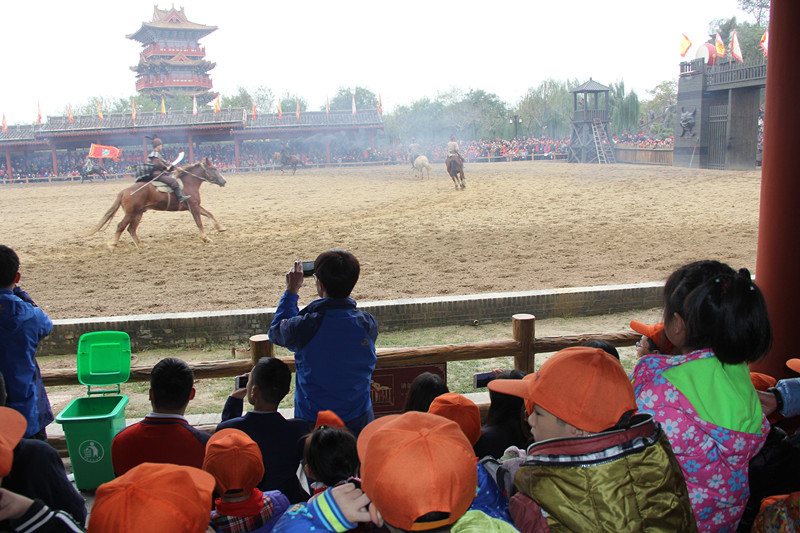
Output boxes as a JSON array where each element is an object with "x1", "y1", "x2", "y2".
[
  {"x1": 221, "y1": 87, "x2": 252, "y2": 109},
  {"x1": 640, "y1": 80, "x2": 677, "y2": 138},
  {"x1": 608, "y1": 81, "x2": 640, "y2": 135},
  {"x1": 278, "y1": 92, "x2": 307, "y2": 113},
  {"x1": 738, "y1": 0, "x2": 770, "y2": 26},
  {"x1": 391, "y1": 97, "x2": 446, "y2": 143},
  {"x1": 253, "y1": 86, "x2": 276, "y2": 113},
  {"x1": 327, "y1": 86, "x2": 378, "y2": 111},
  {"x1": 517, "y1": 79, "x2": 573, "y2": 139}
]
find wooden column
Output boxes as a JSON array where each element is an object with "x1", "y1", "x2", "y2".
[
  {"x1": 512, "y1": 313, "x2": 536, "y2": 374},
  {"x1": 751, "y1": 0, "x2": 800, "y2": 379},
  {"x1": 6, "y1": 150, "x2": 12, "y2": 180},
  {"x1": 249, "y1": 334, "x2": 273, "y2": 368},
  {"x1": 234, "y1": 138, "x2": 241, "y2": 169},
  {"x1": 50, "y1": 145, "x2": 58, "y2": 176}
]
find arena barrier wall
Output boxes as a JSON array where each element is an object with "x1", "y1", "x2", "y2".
[{"x1": 40, "y1": 281, "x2": 663, "y2": 356}]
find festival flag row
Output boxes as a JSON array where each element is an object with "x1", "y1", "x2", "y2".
[{"x1": 680, "y1": 30, "x2": 768, "y2": 60}]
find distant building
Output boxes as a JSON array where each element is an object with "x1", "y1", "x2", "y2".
[{"x1": 127, "y1": 5, "x2": 218, "y2": 104}]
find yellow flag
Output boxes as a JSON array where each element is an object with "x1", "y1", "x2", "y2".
[
  {"x1": 131, "y1": 98, "x2": 137, "y2": 122},
  {"x1": 680, "y1": 34, "x2": 692, "y2": 57},
  {"x1": 214, "y1": 95, "x2": 220, "y2": 113},
  {"x1": 160, "y1": 96, "x2": 166, "y2": 117},
  {"x1": 97, "y1": 100, "x2": 104, "y2": 121},
  {"x1": 715, "y1": 33, "x2": 726, "y2": 57}
]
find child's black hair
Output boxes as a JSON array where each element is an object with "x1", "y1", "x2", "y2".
[
  {"x1": 402, "y1": 372, "x2": 449, "y2": 413},
  {"x1": 663, "y1": 260, "x2": 772, "y2": 365},
  {"x1": 304, "y1": 426, "x2": 359, "y2": 487},
  {"x1": 582, "y1": 340, "x2": 620, "y2": 360},
  {"x1": 314, "y1": 250, "x2": 360, "y2": 298}
]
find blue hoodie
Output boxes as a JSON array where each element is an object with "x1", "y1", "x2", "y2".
[{"x1": 0, "y1": 288, "x2": 53, "y2": 436}]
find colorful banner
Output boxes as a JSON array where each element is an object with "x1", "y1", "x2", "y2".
[
  {"x1": 192, "y1": 95, "x2": 198, "y2": 116},
  {"x1": 680, "y1": 34, "x2": 692, "y2": 57},
  {"x1": 131, "y1": 98, "x2": 136, "y2": 123},
  {"x1": 97, "y1": 100, "x2": 104, "y2": 121},
  {"x1": 2, "y1": 114, "x2": 6, "y2": 134},
  {"x1": 37, "y1": 102, "x2": 41, "y2": 124},
  {"x1": 731, "y1": 30, "x2": 743, "y2": 62},
  {"x1": 88, "y1": 143, "x2": 121, "y2": 162},
  {"x1": 378, "y1": 94, "x2": 383, "y2": 115},
  {"x1": 351, "y1": 94, "x2": 357, "y2": 115},
  {"x1": 278, "y1": 102, "x2": 282, "y2": 119},
  {"x1": 715, "y1": 33, "x2": 726, "y2": 57},
  {"x1": 161, "y1": 96, "x2": 166, "y2": 117},
  {"x1": 296, "y1": 99, "x2": 300, "y2": 120},
  {"x1": 759, "y1": 30, "x2": 769, "y2": 57},
  {"x1": 214, "y1": 95, "x2": 220, "y2": 113},
  {"x1": 252, "y1": 102, "x2": 257, "y2": 120},
  {"x1": 68, "y1": 104, "x2": 74, "y2": 124},
  {"x1": 326, "y1": 97, "x2": 330, "y2": 116}
]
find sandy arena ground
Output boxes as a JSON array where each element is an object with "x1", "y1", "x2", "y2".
[{"x1": 0, "y1": 161, "x2": 761, "y2": 320}]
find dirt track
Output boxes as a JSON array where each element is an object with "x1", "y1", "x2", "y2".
[{"x1": 0, "y1": 161, "x2": 761, "y2": 320}]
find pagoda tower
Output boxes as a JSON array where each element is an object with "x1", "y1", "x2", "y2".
[{"x1": 128, "y1": 5, "x2": 218, "y2": 103}]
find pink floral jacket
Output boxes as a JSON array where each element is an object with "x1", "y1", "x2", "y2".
[{"x1": 631, "y1": 349, "x2": 768, "y2": 532}]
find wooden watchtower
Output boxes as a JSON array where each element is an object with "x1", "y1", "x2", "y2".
[{"x1": 568, "y1": 79, "x2": 616, "y2": 164}]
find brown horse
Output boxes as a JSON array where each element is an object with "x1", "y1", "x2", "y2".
[
  {"x1": 445, "y1": 155, "x2": 466, "y2": 190},
  {"x1": 84, "y1": 158, "x2": 227, "y2": 251},
  {"x1": 271, "y1": 152, "x2": 308, "y2": 175}
]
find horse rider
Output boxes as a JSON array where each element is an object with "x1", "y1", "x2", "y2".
[
  {"x1": 447, "y1": 135, "x2": 464, "y2": 165},
  {"x1": 134, "y1": 137, "x2": 190, "y2": 203},
  {"x1": 408, "y1": 139, "x2": 421, "y2": 168}
]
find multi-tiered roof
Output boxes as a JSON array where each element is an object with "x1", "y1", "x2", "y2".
[{"x1": 128, "y1": 6, "x2": 218, "y2": 103}]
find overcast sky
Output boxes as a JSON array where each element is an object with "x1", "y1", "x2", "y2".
[{"x1": 0, "y1": 0, "x2": 754, "y2": 125}]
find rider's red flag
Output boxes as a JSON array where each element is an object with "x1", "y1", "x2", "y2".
[
  {"x1": 68, "y1": 104, "x2": 74, "y2": 124},
  {"x1": 296, "y1": 99, "x2": 300, "y2": 120},
  {"x1": 192, "y1": 95, "x2": 198, "y2": 116},
  {"x1": 2, "y1": 114, "x2": 6, "y2": 134},
  {"x1": 88, "y1": 143, "x2": 121, "y2": 162},
  {"x1": 680, "y1": 34, "x2": 692, "y2": 57}
]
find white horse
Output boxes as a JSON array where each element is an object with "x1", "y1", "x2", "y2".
[{"x1": 413, "y1": 155, "x2": 432, "y2": 180}]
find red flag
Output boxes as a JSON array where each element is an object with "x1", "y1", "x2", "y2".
[
  {"x1": 68, "y1": 104, "x2": 74, "y2": 124},
  {"x1": 326, "y1": 97, "x2": 330, "y2": 116},
  {"x1": 680, "y1": 34, "x2": 692, "y2": 57},
  {"x1": 715, "y1": 33, "x2": 726, "y2": 57},
  {"x1": 97, "y1": 100, "x2": 104, "y2": 121},
  {"x1": 378, "y1": 94, "x2": 383, "y2": 114},
  {"x1": 252, "y1": 102, "x2": 257, "y2": 120},
  {"x1": 296, "y1": 99, "x2": 300, "y2": 120},
  {"x1": 730, "y1": 30, "x2": 743, "y2": 62},
  {"x1": 278, "y1": 102, "x2": 282, "y2": 119},
  {"x1": 88, "y1": 143, "x2": 122, "y2": 162},
  {"x1": 192, "y1": 96, "x2": 198, "y2": 116},
  {"x1": 37, "y1": 102, "x2": 41, "y2": 124},
  {"x1": 351, "y1": 94, "x2": 356, "y2": 115},
  {"x1": 214, "y1": 95, "x2": 220, "y2": 113},
  {"x1": 131, "y1": 98, "x2": 136, "y2": 123},
  {"x1": 2, "y1": 114, "x2": 6, "y2": 134},
  {"x1": 759, "y1": 30, "x2": 769, "y2": 57}
]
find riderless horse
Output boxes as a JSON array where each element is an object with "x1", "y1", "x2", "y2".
[
  {"x1": 84, "y1": 158, "x2": 227, "y2": 251},
  {"x1": 413, "y1": 155, "x2": 432, "y2": 179},
  {"x1": 271, "y1": 152, "x2": 308, "y2": 175},
  {"x1": 445, "y1": 155, "x2": 466, "y2": 190}
]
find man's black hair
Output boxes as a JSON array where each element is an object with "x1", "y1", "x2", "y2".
[
  {"x1": 314, "y1": 249, "x2": 360, "y2": 298},
  {"x1": 0, "y1": 245, "x2": 20, "y2": 287},
  {"x1": 251, "y1": 356, "x2": 291, "y2": 405},
  {"x1": 150, "y1": 358, "x2": 194, "y2": 411}
]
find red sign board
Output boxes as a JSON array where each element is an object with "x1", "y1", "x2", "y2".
[{"x1": 370, "y1": 364, "x2": 447, "y2": 415}]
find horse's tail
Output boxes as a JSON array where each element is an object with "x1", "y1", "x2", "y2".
[{"x1": 83, "y1": 191, "x2": 123, "y2": 237}]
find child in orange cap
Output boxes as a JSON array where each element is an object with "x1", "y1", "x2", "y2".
[
  {"x1": 485, "y1": 346, "x2": 696, "y2": 532},
  {"x1": 203, "y1": 428, "x2": 291, "y2": 533},
  {"x1": 88, "y1": 462, "x2": 216, "y2": 533},
  {"x1": 629, "y1": 320, "x2": 676, "y2": 358},
  {"x1": 427, "y1": 393, "x2": 513, "y2": 525},
  {"x1": 273, "y1": 411, "x2": 518, "y2": 532}
]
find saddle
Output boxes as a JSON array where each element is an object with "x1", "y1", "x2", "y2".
[{"x1": 152, "y1": 181, "x2": 186, "y2": 195}]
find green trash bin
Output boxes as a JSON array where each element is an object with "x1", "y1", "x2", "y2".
[{"x1": 56, "y1": 331, "x2": 131, "y2": 490}]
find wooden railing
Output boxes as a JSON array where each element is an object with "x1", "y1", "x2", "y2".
[
  {"x1": 614, "y1": 147, "x2": 673, "y2": 166},
  {"x1": 40, "y1": 315, "x2": 640, "y2": 386}
]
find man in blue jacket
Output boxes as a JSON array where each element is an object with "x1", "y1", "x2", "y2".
[
  {"x1": 0, "y1": 245, "x2": 53, "y2": 440},
  {"x1": 269, "y1": 250, "x2": 377, "y2": 437}
]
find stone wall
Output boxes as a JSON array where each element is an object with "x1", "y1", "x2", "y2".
[{"x1": 40, "y1": 282, "x2": 664, "y2": 355}]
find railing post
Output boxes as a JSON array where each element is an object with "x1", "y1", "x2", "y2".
[
  {"x1": 512, "y1": 313, "x2": 536, "y2": 374},
  {"x1": 249, "y1": 334, "x2": 273, "y2": 368}
]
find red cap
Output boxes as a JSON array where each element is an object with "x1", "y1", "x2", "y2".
[
  {"x1": 88, "y1": 463, "x2": 215, "y2": 533},
  {"x1": 203, "y1": 429, "x2": 264, "y2": 496},
  {"x1": 315, "y1": 410, "x2": 346, "y2": 430},
  {"x1": 0, "y1": 407, "x2": 26, "y2": 477},
  {"x1": 787, "y1": 359, "x2": 800, "y2": 374},
  {"x1": 427, "y1": 393, "x2": 481, "y2": 446},
  {"x1": 488, "y1": 346, "x2": 637, "y2": 433},
  {"x1": 358, "y1": 412, "x2": 477, "y2": 531},
  {"x1": 750, "y1": 372, "x2": 777, "y2": 391},
  {"x1": 630, "y1": 320, "x2": 676, "y2": 354}
]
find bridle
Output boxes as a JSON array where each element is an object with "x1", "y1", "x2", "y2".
[{"x1": 177, "y1": 160, "x2": 223, "y2": 184}]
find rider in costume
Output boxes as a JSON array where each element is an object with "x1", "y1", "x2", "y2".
[
  {"x1": 135, "y1": 137, "x2": 190, "y2": 203},
  {"x1": 447, "y1": 134, "x2": 464, "y2": 165}
]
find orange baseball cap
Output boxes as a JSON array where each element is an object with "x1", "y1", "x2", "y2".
[
  {"x1": 427, "y1": 393, "x2": 481, "y2": 446},
  {"x1": 787, "y1": 359, "x2": 800, "y2": 374},
  {"x1": 357, "y1": 412, "x2": 477, "y2": 531},
  {"x1": 315, "y1": 409, "x2": 346, "y2": 430},
  {"x1": 750, "y1": 372, "x2": 778, "y2": 391},
  {"x1": 0, "y1": 407, "x2": 26, "y2": 477},
  {"x1": 203, "y1": 428, "x2": 264, "y2": 496},
  {"x1": 488, "y1": 346, "x2": 637, "y2": 433},
  {"x1": 630, "y1": 320, "x2": 676, "y2": 354},
  {"x1": 88, "y1": 463, "x2": 215, "y2": 533}
]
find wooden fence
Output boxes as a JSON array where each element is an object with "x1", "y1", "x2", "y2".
[{"x1": 614, "y1": 147, "x2": 673, "y2": 166}]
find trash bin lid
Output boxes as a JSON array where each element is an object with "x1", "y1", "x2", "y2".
[{"x1": 77, "y1": 331, "x2": 131, "y2": 386}]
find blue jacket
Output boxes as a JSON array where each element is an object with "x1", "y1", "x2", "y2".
[
  {"x1": 268, "y1": 293, "x2": 377, "y2": 423},
  {"x1": 0, "y1": 288, "x2": 53, "y2": 437}
]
